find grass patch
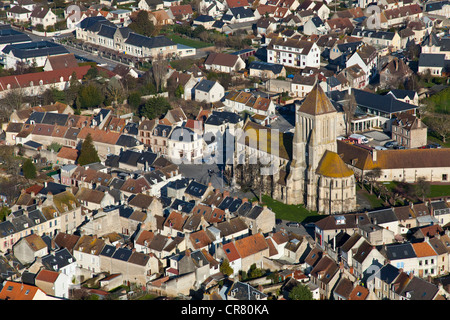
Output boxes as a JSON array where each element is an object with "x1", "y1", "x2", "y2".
[
  {"x1": 168, "y1": 35, "x2": 212, "y2": 49},
  {"x1": 253, "y1": 195, "x2": 321, "y2": 223},
  {"x1": 428, "y1": 184, "x2": 450, "y2": 198}
]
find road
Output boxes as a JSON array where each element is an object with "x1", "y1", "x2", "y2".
[{"x1": 16, "y1": 28, "x2": 128, "y2": 70}]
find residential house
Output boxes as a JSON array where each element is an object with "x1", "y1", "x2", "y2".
[
  {"x1": 35, "y1": 269, "x2": 70, "y2": 299},
  {"x1": 204, "y1": 52, "x2": 246, "y2": 73},
  {"x1": 192, "y1": 15, "x2": 215, "y2": 29},
  {"x1": 391, "y1": 113, "x2": 427, "y2": 148},
  {"x1": 227, "y1": 281, "x2": 268, "y2": 300},
  {"x1": 30, "y1": 6, "x2": 57, "y2": 28},
  {"x1": 167, "y1": 4, "x2": 193, "y2": 20},
  {"x1": 381, "y1": 242, "x2": 416, "y2": 275},
  {"x1": 379, "y1": 57, "x2": 413, "y2": 89},
  {"x1": 351, "y1": 28, "x2": 401, "y2": 51},
  {"x1": 418, "y1": 53, "x2": 450, "y2": 77},
  {"x1": 0, "y1": 281, "x2": 54, "y2": 300},
  {"x1": 6, "y1": 5, "x2": 31, "y2": 23},
  {"x1": 267, "y1": 38, "x2": 321, "y2": 69},
  {"x1": 138, "y1": 0, "x2": 164, "y2": 11},
  {"x1": 248, "y1": 61, "x2": 286, "y2": 79},
  {"x1": 309, "y1": 255, "x2": 340, "y2": 300},
  {"x1": 193, "y1": 79, "x2": 225, "y2": 103},
  {"x1": 345, "y1": 44, "x2": 378, "y2": 82},
  {"x1": 148, "y1": 9, "x2": 173, "y2": 26},
  {"x1": 13, "y1": 234, "x2": 48, "y2": 265},
  {"x1": 303, "y1": 16, "x2": 327, "y2": 35},
  {"x1": 73, "y1": 235, "x2": 106, "y2": 275}
]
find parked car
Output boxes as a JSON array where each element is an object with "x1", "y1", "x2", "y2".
[
  {"x1": 349, "y1": 133, "x2": 369, "y2": 144},
  {"x1": 384, "y1": 141, "x2": 398, "y2": 148},
  {"x1": 374, "y1": 146, "x2": 388, "y2": 150},
  {"x1": 286, "y1": 222, "x2": 300, "y2": 228},
  {"x1": 394, "y1": 145, "x2": 406, "y2": 149},
  {"x1": 429, "y1": 143, "x2": 442, "y2": 149}
]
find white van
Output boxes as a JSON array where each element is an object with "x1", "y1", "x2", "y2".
[{"x1": 349, "y1": 133, "x2": 369, "y2": 144}]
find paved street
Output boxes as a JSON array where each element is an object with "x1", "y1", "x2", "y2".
[{"x1": 177, "y1": 163, "x2": 254, "y2": 199}]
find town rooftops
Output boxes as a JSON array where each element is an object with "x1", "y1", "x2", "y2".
[
  {"x1": 0, "y1": 26, "x2": 31, "y2": 45},
  {"x1": 2, "y1": 41, "x2": 69, "y2": 59},
  {"x1": 249, "y1": 60, "x2": 284, "y2": 74}
]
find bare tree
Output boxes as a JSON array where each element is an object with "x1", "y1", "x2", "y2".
[
  {"x1": 415, "y1": 177, "x2": 430, "y2": 203},
  {"x1": 342, "y1": 89, "x2": 357, "y2": 136},
  {"x1": 365, "y1": 167, "x2": 382, "y2": 194},
  {"x1": 427, "y1": 114, "x2": 450, "y2": 143},
  {"x1": 0, "y1": 88, "x2": 26, "y2": 119},
  {"x1": 151, "y1": 53, "x2": 169, "y2": 93}
]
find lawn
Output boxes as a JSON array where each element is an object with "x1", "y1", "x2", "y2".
[
  {"x1": 168, "y1": 35, "x2": 212, "y2": 49},
  {"x1": 252, "y1": 195, "x2": 321, "y2": 223},
  {"x1": 428, "y1": 184, "x2": 450, "y2": 198}
]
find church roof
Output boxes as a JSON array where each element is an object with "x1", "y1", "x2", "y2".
[
  {"x1": 298, "y1": 82, "x2": 336, "y2": 116},
  {"x1": 240, "y1": 120, "x2": 292, "y2": 160},
  {"x1": 316, "y1": 150, "x2": 354, "y2": 178}
]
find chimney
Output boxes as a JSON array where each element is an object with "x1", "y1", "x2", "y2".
[
  {"x1": 372, "y1": 149, "x2": 377, "y2": 162},
  {"x1": 242, "y1": 198, "x2": 248, "y2": 203}
]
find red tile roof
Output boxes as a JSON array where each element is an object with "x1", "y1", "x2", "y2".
[
  {"x1": 0, "y1": 65, "x2": 91, "y2": 92},
  {"x1": 35, "y1": 269, "x2": 59, "y2": 284},
  {"x1": 226, "y1": 0, "x2": 249, "y2": 8}
]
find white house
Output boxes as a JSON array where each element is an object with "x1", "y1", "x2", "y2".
[
  {"x1": 267, "y1": 38, "x2": 321, "y2": 69},
  {"x1": 193, "y1": 79, "x2": 225, "y2": 103},
  {"x1": 30, "y1": 6, "x2": 57, "y2": 29},
  {"x1": 168, "y1": 126, "x2": 204, "y2": 163},
  {"x1": 204, "y1": 52, "x2": 246, "y2": 73}
]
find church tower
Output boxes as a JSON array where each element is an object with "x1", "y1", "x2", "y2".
[{"x1": 287, "y1": 80, "x2": 341, "y2": 211}]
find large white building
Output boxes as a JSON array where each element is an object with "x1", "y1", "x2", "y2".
[{"x1": 267, "y1": 37, "x2": 321, "y2": 69}]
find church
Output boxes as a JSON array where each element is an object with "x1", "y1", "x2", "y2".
[{"x1": 232, "y1": 81, "x2": 357, "y2": 215}]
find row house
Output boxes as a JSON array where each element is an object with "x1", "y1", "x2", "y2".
[
  {"x1": 351, "y1": 27, "x2": 401, "y2": 51},
  {"x1": 0, "y1": 66, "x2": 91, "y2": 100},
  {"x1": 367, "y1": 264, "x2": 442, "y2": 300},
  {"x1": 223, "y1": 90, "x2": 276, "y2": 116},
  {"x1": 99, "y1": 245, "x2": 159, "y2": 286},
  {"x1": 76, "y1": 16, "x2": 177, "y2": 59},
  {"x1": 380, "y1": 4, "x2": 423, "y2": 28},
  {"x1": 0, "y1": 190, "x2": 81, "y2": 252},
  {"x1": 267, "y1": 37, "x2": 321, "y2": 69}
]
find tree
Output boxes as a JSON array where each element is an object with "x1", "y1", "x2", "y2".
[
  {"x1": 427, "y1": 114, "x2": 450, "y2": 143},
  {"x1": 219, "y1": 259, "x2": 233, "y2": 276},
  {"x1": 77, "y1": 133, "x2": 100, "y2": 166},
  {"x1": 128, "y1": 11, "x2": 156, "y2": 37},
  {"x1": 78, "y1": 83, "x2": 104, "y2": 110},
  {"x1": 365, "y1": 167, "x2": 382, "y2": 194},
  {"x1": 139, "y1": 96, "x2": 171, "y2": 120},
  {"x1": 150, "y1": 55, "x2": 169, "y2": 93},
  {"x1": 288, "y1": 284, "x2": 313, "y2": 300},
  {"x1": 22, "y1": 158, "x2": 37, "y2": 179},
  {"x1": 342, "y1": 89, "x2": 357, "y2": 135},
  {"x1": 415, "y1": 177, "x2": 430, "y2": 203}
]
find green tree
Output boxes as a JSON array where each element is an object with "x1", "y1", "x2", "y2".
[
  {"x1": 219, "y1": 259, "x2": 233, "y2": 276},
  {"x1": 22, "y1": 158, "x2": 36, "y2": 179},
  {"x1": 139, "y1": 96, "x2": 171, "y2": 120},
  {"x1": 175, "y1": 84, "x2": 184, "y2": 98},
  {"x1": 288, "y1": 284, "x2": 313, "y2": 300},
  {"x1": 247, "y1": 263, "x2": 264, "y2": 279},
  {"x1": 0, "y1": 206, "x2": 11, "y2": 222},
  {"x1": 128, "y1": 11, "x2": 155, "y2": 37},
  {"x1": 128, "y1": 91, "x2": 142, "y2": 111},
  {"x1": 78, "y1": 84, "x2": 104, "y2": 110},
  {"x1": 77, "y1": 133, "x2": 100, "y2": 166}
]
